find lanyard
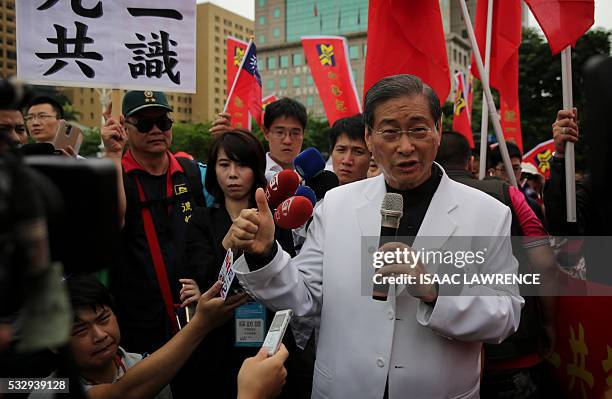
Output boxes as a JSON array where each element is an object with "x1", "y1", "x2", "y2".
[{"x1": 133, "y1": 168, "x2": 180, "y2": 335}]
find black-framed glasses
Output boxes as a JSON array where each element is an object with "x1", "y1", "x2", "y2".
[{"x1": 126, "y1": 115, "x2": 173, "y2": 133}]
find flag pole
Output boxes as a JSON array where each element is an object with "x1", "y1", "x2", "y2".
[
  {"x1": 223, "y1": 37, "x2": 254, "y2": 113},
  {"x1": 458, "y1": 0, "x2": 517, "y2": 187},
  {"x1": 561, "y1": 46, "x2": 577, "y2": 222},
  {"x1": 478, "y1": 0, "x2": 494, "y2": 180}
]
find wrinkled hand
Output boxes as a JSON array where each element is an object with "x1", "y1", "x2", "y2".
[
  {"x1": 193, "y1": 281, "x2": 248, "y2": 333},
  {"x1": 210, "y1": 112, "x2": 232, "y2": 137},
  {"x1": 552, "y1": 108, "x2": 579, "y2": 157},
  {"x1": 222, "y1": 188, "x2": 275, "y2": 255},
  {"x1": 376, "y1": 242, "x2": 438, "y2": 303},
  {"x1": 179, "y1": 278, "x2": 201, "y2": 307},
  {"x1": 237, "y1": 344, "x2": 289, "y2": 399},
  {"x1": 101, "y1": 102, "x2": 127, "y2": 158}
]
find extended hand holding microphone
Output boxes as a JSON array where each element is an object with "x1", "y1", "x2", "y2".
[{"x1": 372, "y1": 193, "x2": 404, "y2": 301}]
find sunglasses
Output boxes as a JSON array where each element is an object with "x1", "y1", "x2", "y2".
[{"x1": 126, "y1": 115, "x2": 173, "y2": 133}]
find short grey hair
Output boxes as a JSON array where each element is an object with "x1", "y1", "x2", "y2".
[{"x1": 363, "y1": 74, "x2": 442, "y2": 131}]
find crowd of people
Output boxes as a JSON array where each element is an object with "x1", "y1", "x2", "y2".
[{"x1": 0, "y1": 71, "x2": 602, "y2": 399}]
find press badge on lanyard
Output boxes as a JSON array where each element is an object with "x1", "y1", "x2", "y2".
[{"x1": 235, "y1": 301, "x2": 266, "y2": 347}]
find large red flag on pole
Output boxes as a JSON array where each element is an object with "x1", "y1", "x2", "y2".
[
  {"x1": 524, "y1": 0, "x2": 594, "y2": 55},
  {"x1": 224, "y1": 40, "x2": 263, "y2": 130},
  {"x1": 226, "y1": 36, "x2": 248, "y2": 98},
  {"x1": 452, "y1": 72, "x2": 474, "y2": 148},
  {"x1": 302, "y1": 36, "x2": 361, "y2": 126},
  {"x1": 363, "y1": 0, "x2": 450, "y2": 102},
  {"x1": 471, "y1": 0, "x2": 522, "y2": 108}
]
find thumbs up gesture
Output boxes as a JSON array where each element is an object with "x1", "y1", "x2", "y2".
[{"x1": 222, "y1": 188, "x2": 276, "y2": 255}]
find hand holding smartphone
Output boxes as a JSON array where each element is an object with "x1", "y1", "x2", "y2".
[{"x1": 53, "y1": 120, "x2": 83, "y2": 155}]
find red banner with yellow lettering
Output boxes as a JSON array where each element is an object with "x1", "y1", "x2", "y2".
[
  {"x1": 301, "y1": 36, "x2": 361, "y2": 126},
  {"x1": 226, "y1": 36, "x2": 248, "y2": 98},
  {"x1": 500, "y1": 97, "x2": 524, "y2": 153}
]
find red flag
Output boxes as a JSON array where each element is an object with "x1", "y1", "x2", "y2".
[
  {"x1": 524, "y1": 0, "x2": 594, "y2": 55},
  {"x1": 302, "y1": 36, "x2": 361, "y2": 126},
  {"x1": 225, "y1": 41, "x2": 263, "y2": 130},
  {"x1": 226, "y1": 36, "x2": 248, "y2": 98},
  {"x1": 452, "y1": 72, "x2": 474, "y2": 148},
  {"x1": 522, "y1": 138, "x2": 555, "y2": 179},
  {"x1": 363, "y1": 0, "x2": 450, "y2": 102},
  {"x1": 471, "y1": 0, "x2": 522, "y2": 107},
  {"x1": 499, "y1": 96, "x2": 523, "y2": 153}
]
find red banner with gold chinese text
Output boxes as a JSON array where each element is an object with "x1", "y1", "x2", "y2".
[
  {"x1": 301, "y1": 36, "x2": 361, "y2": 126},
  {"x1": 226, "y1": 36, "x2": 248, "y2": 98},
  {"x1": 500, "y1": 97, "x2": 523, "y2": 153}
]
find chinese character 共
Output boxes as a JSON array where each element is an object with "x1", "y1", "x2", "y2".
[
  {"x1": 567, "y1": 323, "x2": 594, "y2": 399},
  {"x1": 35, "y1": 21, "x2": 102, "y2": 78}
]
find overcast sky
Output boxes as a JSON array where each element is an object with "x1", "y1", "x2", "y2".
[{"x1": 198, "y1": 0, "x2": 612, "y2": 31}]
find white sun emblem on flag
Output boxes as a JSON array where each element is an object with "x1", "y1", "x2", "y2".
[{"x1": 248, "y1": 54, "x2": 262, "y2": 85}]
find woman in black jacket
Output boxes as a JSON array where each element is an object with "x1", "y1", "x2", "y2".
[{"x1": 184, "y1": 130, "x2": 294, "y2": 398}]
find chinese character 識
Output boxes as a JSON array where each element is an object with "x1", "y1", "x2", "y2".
[
  {"x1": 181, "y1": 201, "x2": 192, "y2": 213},
  {"x1": 35, "y1": 21, "x2": 102, "y2": 78},
  {"x1": 567, "y1": 323, "x2": 594, "y2": 399},
  {"x1": 335, "y1": 99, "x2": 347, "y2": 112},
  {"x1": 127, "y1": 8, "x2": 183, "y2": 20},
  {"x1": 38, "y1": 0, "x2": 103, "y2": 18},
  {"x1": 125, "y1": 31, "x2": 180, "y2": 84}
]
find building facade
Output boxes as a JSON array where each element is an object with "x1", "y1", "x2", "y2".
[{"x1": 0, "y1": 0, "x2": 16, "y2": 79}]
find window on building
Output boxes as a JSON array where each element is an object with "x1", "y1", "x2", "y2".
[
  {"x1": 292, "y1": 76, "x2": 301, "y2": 88},
  {"x1": 90, "y1": 97, "x2": 94, "y2": 104},
  {"x1": 215, "y1": 26, "x2": 219, "y2": 33},
  {"x1": 215, "y1": 46, "x2": 220, "y2": 53},
  {"x1": 273, "y1": 7, "x2": 281, "y2": 18},
  {"x1": 215, "y1": 36, "x2": 220, "y2": 42},
  {"x1": 7, "y1": 50, "x2": 15, "y2": 59},
  {"x1": 349, "y1": 45, "x2": 359, "y2": 60},
  {"x1": 90, "y1": 112, "x2": 94, "y2": 120},
  {"x1": 266, "y1": 79, "x2": 275, "y2": 91},
  {"x1": 363, "y1": 44, "x2": 367, "y2": 57},
  {"x1": 306, "y1": 75, "x2": 313, "y2": 86},
  {"x1": 352, "y1": 68, "x2": 358, "y2": 80},
  {"x1": 273, "y1": 27, "x2": 280, "y2": 38},
  {"x1": 7, "y1": 39, "x2": 13, "y2": 46},
  {"x1": 215, "y1": 16, "x2": 220, "y2": 22},
  {"x1": 259, "y1": 34, "x2": 266, "y2": 44},
  {"x1": 215, "y1": 87, "x2": 220, "y2": 94},
  {"x1": 259, "y1": 16, "x2": 266, "y2": 25},
  {"x1": 258, "y1": 58, "x2": 265, "y2": 71},
  {"x1": 7, "y1": 15, "x2": 13, "y2": 22},
  {"x1": 215, "y1": 77, "x2": 220, "y2": 83},
  {"x1": 453, "y1": 49, "x2": 457, "y2": 62},
  {"x1": 279, "y1": 77, "x2": 287, "y2": 89},
  {"x1": 292, "y1": 53, "x2": 302, "y2": 66},
  {"x1": 280, "y1": 55, "x2": 289, "y2": 68},
  {"x1": 267, "y1": 56, "x2": 276, "y2": 70},
  {"x1": 306, "y1": 96, "x2": 314, "y2": 107},
  {"x1": 258, "y1": 0, "x2": 266, "y2": 7}
]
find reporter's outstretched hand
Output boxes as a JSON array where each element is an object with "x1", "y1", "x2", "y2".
[
  {"x1": 193, "y1": 281, "x2": 248, "y2": 333},
  {"x1": 237, "y1": 344, "x2": 289, "y2": 399}
]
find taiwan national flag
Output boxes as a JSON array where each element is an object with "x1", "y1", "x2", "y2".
[{"x1": 225, "y1": 40, "x2": 263, "y2": 129}]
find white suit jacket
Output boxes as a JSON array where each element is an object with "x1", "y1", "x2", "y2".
[{"x1": 235, "y1": 168, "x2": 523, "y2": 399}]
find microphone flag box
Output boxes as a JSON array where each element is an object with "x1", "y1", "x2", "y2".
[{"x1": 218, "y1": 249, "x2": 243, "y2": 300}]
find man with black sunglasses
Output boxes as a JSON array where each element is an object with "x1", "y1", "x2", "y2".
[{"x1": 100, "y1": 90, "x2": 206, "y2": 398}]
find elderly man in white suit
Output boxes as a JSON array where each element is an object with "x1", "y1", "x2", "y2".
[{"x1": 223, "y1": 74, "x2": 523, "y2": 399}]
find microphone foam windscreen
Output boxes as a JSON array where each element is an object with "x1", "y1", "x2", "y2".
[
  {"x1": 305, "y1": 170, "x2": 339, "y2": 201},
  {"x1": 274, "y1": 196, "x2": 314, "y2": 229},
  {"x1": 294, "y1": 185, "x2": 317, "y2": 207},
  {"x1": 381, "y1": 193, "x2": 403, "y2": 214},
  {"x1": 293, "y1": 147, "x2": 326, "y2": 180},
  {"x1": 265, "y1": 169, "x2": 301, "y2": 209}
]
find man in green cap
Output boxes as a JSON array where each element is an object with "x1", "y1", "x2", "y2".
[{"x1": 100, "y1": 90, "x2": 206, "y2": 361}]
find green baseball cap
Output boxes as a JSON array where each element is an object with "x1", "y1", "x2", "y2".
[{"x1": 122, "y1": 90, "x2": 173, "y2": 117}]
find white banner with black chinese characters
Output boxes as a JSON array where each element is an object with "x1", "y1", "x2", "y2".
[{"x1": 16, "y1": 0, "x2": 196, "y2": 92}]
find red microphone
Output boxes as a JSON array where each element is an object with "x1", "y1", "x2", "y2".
[
  {"x1": 265, "y1": 170, "x2": 301, "y2": 209},
  {"x1": 274, "y1": 196, "x2": 314, "y2": 229}
]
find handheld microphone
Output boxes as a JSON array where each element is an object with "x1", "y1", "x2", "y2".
[
  {"x1": 305, "y1": 170, "x2": 339, "y2": 201},
  {"x1": 265, "y1": 169, "x2": 301, "y2": 209},
  {"x1": 294, "y1": 185, "x2": 317, "y2": 207},
  {"x1": 274, "y1": 196, "x2": 314, "y2": 229},
  {"x1": 294, "y1": 147, "x2": 326, "y2": 180},
  {"x1": 373, "y1": 193, "x2": 404, "y2": 301}
]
